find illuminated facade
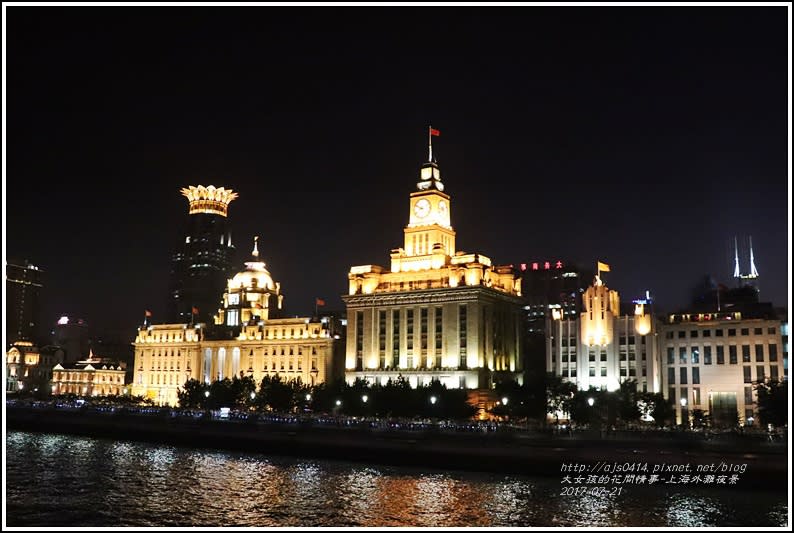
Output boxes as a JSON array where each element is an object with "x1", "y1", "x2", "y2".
[
  {"x1": 343, "y1": 143, "x2": 524, "y2": 393},
  {"x1": 5, "y1": 342, "x2": 64, "y2": 392},
  {"x1": 168, "y1": 185, "x2": 238, "y2": 325},
  {"x1": 133, "y1": 238, "x2": 341, "y2": 406},
  {"x1": 547, "y1": 273, "x2": 662, "y2": 394},
  {"x1": 659, "y1": 311, "x2": 785, "y2": 426},
  {"x1": 51, "y1": 351, "x2": 127, "y2": 396}
]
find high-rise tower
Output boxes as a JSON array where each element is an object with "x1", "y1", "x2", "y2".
[
  {"x1": 5, "y1": 259, "x2": 44, "y2": 346},
  {"x1": 167, "y1": 185, "x2": 238, "y2": 325}
]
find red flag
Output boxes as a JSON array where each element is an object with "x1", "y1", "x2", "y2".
[
  {"x1": 192, "y1": 306, "x2": 199, "y2": 315},
  {"x1": 315, "y1": 298, "x2": 326, "y2": 307},
  {"x1": 145, "y1": 310, "x2": 152, "y2": 317},
  {"x1": 430, "y1": 128, "x2": 441, "y2": 137}
]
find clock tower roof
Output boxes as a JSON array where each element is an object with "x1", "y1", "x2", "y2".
[{"x1": 417, "y1": 160, "x2": 444, "y2": 192}]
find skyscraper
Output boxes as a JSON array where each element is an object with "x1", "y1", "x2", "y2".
[
  {"x1": 5, "y1": 259, "x2": 44, "y2": 346},
  {"x1": 167, "y1": 185, "x2": 238, "y2": 325}
]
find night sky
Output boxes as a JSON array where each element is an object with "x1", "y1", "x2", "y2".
[{"x1": 5, "y1": 6, "x2": 790, "y2": 344}]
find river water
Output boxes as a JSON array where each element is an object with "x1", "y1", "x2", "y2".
[{"x1": 4, "y1": 431, "x2": 789, "y2": 527}]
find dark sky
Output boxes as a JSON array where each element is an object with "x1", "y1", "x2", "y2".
[{"x1": 5, "y1": 6, "x2": 790, "y2": 343}]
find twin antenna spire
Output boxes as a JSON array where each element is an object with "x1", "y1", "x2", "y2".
[{"x1": 733, "y1": 235, "x2": 759, "y2": 280}]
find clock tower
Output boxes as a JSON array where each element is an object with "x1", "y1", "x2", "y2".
[
  {"x1": 404, "y1": 160, "x2": 456, "y2": 258},
  {"x1": 345, "y1": 128, "x2": 524, "y2": 399}
]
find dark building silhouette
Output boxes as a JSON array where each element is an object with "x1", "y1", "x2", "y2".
[
  {"x1": 6, "y1": 259, "x2": 44, "y2": 346},
  {"x1": 687, "y1": 274, "x2": 777, "y2": 320},
  {"x1": 517, "y1": 259, "x2": 594, "y2": 388},
  {"x1": 518, "y1": 259, "x2": 593, "y2": 335},
  {"x1": 167, "y1": 185, "x2": 238, "y2": 325},
  {"x1": 52, "y1": 315, "x2": 91, "y2": 365}
]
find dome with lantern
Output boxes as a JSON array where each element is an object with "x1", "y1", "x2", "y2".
[
  {"x1": 216, "y1": 236, "x2": 283, "y2": 326},
  {"x1": 229, "y1": 237, "x2": 275, "y2": 291}
]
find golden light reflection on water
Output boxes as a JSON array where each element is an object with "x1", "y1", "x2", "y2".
[
  {"x1": 5, "y1": 432, "x2": 789, "y2": 528},
  {"x1": 351, "y1": 473, "x2": 494, "y2": 527}
]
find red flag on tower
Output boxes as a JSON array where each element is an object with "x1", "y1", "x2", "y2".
[
  {"x1": 430, "y1": 128, "x2": 440, "y2": 137},
  {"x1": 192, "y1": 306, "x2": 199, "y2": 315},
  {"x1": 315, "y1": 298, "x2": 326, "y2": 307},
  {"x1": 145, "y1": 310, "x2": 152, "y2": 318}
]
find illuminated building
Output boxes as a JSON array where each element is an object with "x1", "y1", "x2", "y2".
[
  {"x1": 6, "y1": 259, "x2": 43, "y2": 346},
  {"x1": 546, "y1": 266, "x2": 662, "y2": 395},
  {"x1": 168, "y1": 185, "x2": 238, "y2": 325},
  {"x1": 5, "y1": 342, "x2": 64, "y2": 392},
  {"x1": 132, "y1": 237, "x2": 342, "y2": 406},
  {"x1": 659, "y1": 307, "x2": 785, "y2": 427},
  {"x1": 343, "y1": 132, "x2": 524, "y2": 399},
  {"x1": 51, "y1": 350, "x2": 127, "y2": 396}
]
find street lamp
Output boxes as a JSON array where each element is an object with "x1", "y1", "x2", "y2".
[
  {"x1": 430, "y1": 395, "x2": 437, "y2": 405},
  {"x1": 305, "y1": 393, "x2": 312, "y2": 402},
  {"x1": 680, "y1": 397, "x2": 688, "y2": 429},
  {"x1": 336, "y1": 399, "x2": 342, "y2": 406},
  {"x1": 362, "y1": 394, "x2": 368, "y2": 403},
  {"x1": 501, "y1": 397, "x2": 508, "y2": 406},
  {"x1": 587, "y1": 397, "x2": 595, "y2": 407},
  {"x1": 250, "y1": 392, "x2": 256, "y2": 400}
]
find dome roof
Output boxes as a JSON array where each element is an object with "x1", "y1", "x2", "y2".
[
  {"x1": 228, "y1": 237, "x2": 275, "y2": 291},
  {"x1": 230, "y1": 260, "x2": 274, "y2": 291}
]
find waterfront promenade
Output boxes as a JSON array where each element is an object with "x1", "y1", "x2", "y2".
[{"x1": 6, "y1": 402, "x2": 787, "y2": 492}]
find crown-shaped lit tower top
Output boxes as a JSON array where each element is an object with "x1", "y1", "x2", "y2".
[{"x1": 180, "y1": 185, "x2": 239, "y2": 217}]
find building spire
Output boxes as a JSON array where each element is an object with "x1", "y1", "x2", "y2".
[
  {"x1": 428, "y1": 125, "x2": 440, "y2": 162},
  {"x1": 749, "y1": 235, "x2": 759, "y2": 278},
  {"x1": 733, "y1": 236, "x2": 741, "y2": 279},
  {"x1": 252, "y1": 235, "x2": 259, "y2": 258}
]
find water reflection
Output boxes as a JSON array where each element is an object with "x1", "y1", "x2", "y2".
[{"x1": 5, "y1": 432, "x2": 788, "y2": 527}]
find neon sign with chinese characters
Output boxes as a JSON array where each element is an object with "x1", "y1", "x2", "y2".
[{"x1": 520, "y1": 260, "x2": 564, "y2": 271}]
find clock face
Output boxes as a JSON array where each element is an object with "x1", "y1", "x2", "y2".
[
  {"x1": 438, "y1": 200, "x2": 448, "y2": 216},
  {"x1": 414, "y1": 198, "x2": 431, "y2": 218}
]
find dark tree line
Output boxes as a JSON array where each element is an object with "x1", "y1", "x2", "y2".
[{"x1": 176, "y1": 374, "x2": 477, "y2": 419}]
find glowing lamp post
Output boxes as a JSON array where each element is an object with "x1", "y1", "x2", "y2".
[
  {"x1": 680, "y1": 397, "x2": 688, "y2": 429},
  {"x1": 587, "y1": 397, "x2": 595, "y2": 407}
]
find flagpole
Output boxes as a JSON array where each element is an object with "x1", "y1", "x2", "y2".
[{"x1": 428, "y1": 125, "x2": 432, "y2": 162}]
